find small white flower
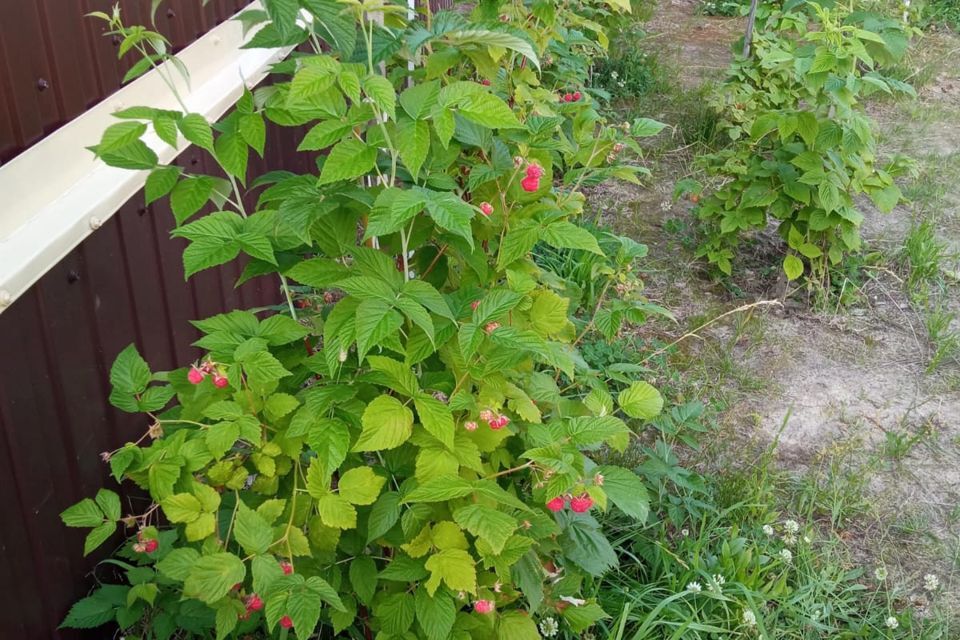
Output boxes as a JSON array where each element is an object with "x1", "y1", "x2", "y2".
[
  {"x1": 686, "y1": 581, "x2": 702, "y2": 593},
  {"x1": 803, "y1": 535, "x2": 811, "y2": 544},
  {"x1": 707, "y1": 574, "x2": 725, "y2": 592},
  {"x1": 539, "y1": 617, "x2": 559, "y2": 637},
  {"x1": 762, "y1": 524, "x2": 775, "y2": 536},
  {"x1": 924, "y1": 574, "x2": 939, "y2": 591},
  {"x1": 885, "y1": 616, "x2": 899, "y2": 629},
  {"x1": 783, "y1": 533, "x2": 797, "y2": 546},
  {"x1": 681, "y1": 528, "x2": 689, "y2": 537},
  {"x1": 784, "y1": 519, "x2": 800, "y2": 534},
  {"x1": 779, "y1": 549, "x2": 793, "y2": 564},
  {"x1": 611, "y1": 70, "x2": 619, "y2": 80},
  {"x1": 559, "y1": 595, "x2": 585, "y2": 606},
  {"x1": 742, "y1": 609, "x2": 756, "y2": 626},
  {"x1": 875, "y1": 566, "x2": 888, "y2": 581}
]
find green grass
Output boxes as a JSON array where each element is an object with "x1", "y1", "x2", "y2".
[{"x1": 583, "y1": 440, "x2": 953, "y2": 639}]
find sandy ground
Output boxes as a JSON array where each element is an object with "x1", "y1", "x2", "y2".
[{"x1": 596, "y1": 0, "x2": 960, "y2": 616}]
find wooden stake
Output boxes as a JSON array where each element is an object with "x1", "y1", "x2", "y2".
[{"x1": 743, "y1": 0, "x2": 759, "y2": 58}]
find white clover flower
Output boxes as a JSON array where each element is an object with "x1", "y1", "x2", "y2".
[
  {"x1": 779, "y1": 549, "x2": 793, "y2": 564},
  {"x1": 742, "y1": 609, "x2": 756, "y2": 626},
  {"x1": 659, "y1": 200, "x2": 672, "y2": 212},
  {"x1": 784, "y1": 519, "x2": 800, "y2": 534},
  {"x1": 611, "y1": 70, "x2": 619, "y2": 79},
  {"x1": 924, "y1": 574, "x2": 940, "y2": 592},
  {"x1": 707, "y1": 574, "x2": 725, "y2": 592},
  {"x1": 686, "y1": 581, "x2": 702, "y2": 593},
  {"x1": 538, "y1": 617, "x2": 559, "y2": 637},
  {"x1": 875, "y1": 566, "x2": 888, "y2": 581},
  {"x1": 681, "y1": 528, "x2": 689, "y2": 537},
  {"x1": 885, "y1": 616, "x2": 899, "y2": 629},
  {"x1": 762, "y1": 524, "x2": 775, "y2": 536},
  {"x1": 783, "y1": 533, "x2": 797, "y2": 546}
]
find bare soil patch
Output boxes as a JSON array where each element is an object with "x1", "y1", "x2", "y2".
[{"x1": 598, "y1": 0, "x2": 960, "y2": 615}]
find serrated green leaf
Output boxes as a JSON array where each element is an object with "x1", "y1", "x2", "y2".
[
  {"x1": 178, "y1": 113, "x2": 214, "y2": 152},
  {"x1": 318, "y1": 138, "x2": 377, "y2": 185},
  {"x1": 183, "y1": 553, "x2": 246, "y2": 604},
  {"x1": 618, "y1": 381, "x2": 663, "y2": 420},
  {"x1": 363, "y1": 74, "x2": 396, "y2": 120},
  {"x1": 353, "y1": 395, "x2": 414, "y2": 452}
]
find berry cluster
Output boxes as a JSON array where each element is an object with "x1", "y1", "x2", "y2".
[
  {"x1": 187, "y1": 360, "x2": 229, "y2": 388},
  {"x1": 469, "y1": 409, "x2": 510, "y2": 430},
  {"x1": 560, "y1": 90, "x2": 583, "y2": 103},
  {"x1": 237, "y1": 593, "x2": 264, "y2": 620},
  {"x1": 521, "y1": 162, "x2": 544, "y2": 192},
  {"x1": 546, "y1": 493, "x2": 594, "y2": 513},
  {"x1": 132, "y1": 530, "x2": 158, "y2": 554}
]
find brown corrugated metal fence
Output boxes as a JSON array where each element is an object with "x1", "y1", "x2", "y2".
[
  {"x1": 0, "y1": 1, "x2": 303, "y2": 638},
  {"x1": 0, "y1": 0, "x2": 457, "y2": 637}
]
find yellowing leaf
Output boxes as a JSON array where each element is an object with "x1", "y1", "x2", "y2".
[
  {"x1": 353, "y1": 395, "x2": 414, "y2": 451},
  {"x1": 424, "y1": 548, "x2": 476, "y2": 595},
  {"x1": 338, "y1": 467, "x2": 386, "y2": 505}
]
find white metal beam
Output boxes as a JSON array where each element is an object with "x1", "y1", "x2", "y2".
[{"x1": 0, "y1": 1, "x2": 292, "y2": 313}]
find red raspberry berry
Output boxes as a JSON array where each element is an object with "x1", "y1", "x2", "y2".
[
  {"x1": 280, "y1": 561, "x2": 293, "y2": 575},
  {"x1": 520, "y1": 176, "x2": 540, "y2": 192},
  {"x1": 563, "y1": 93, "x2": 574, "y2": 102},
  {"x1": 280, "y1": 615, "x2": 293, "y2": 629},
  {"x1": 479, "y1": 202, "x2": 494, "y2": 216},
  {"x1": 481, "y1": 79, "x2": 491, "y2": 86},
  {"x1": 187, "y1": 366, "x2": 204, "y2": 385},
  {"x1": 474, "y1": 600, "x2": 495, "y2": 614},
  {"x1": 526, "y1": 164, "x2": 544, "y2": 179},
  {"x1": 570, "y1": 494, "x2": 594, "y2": 513},
  {"x1": 490, "y1": 415, "x2": 509, "y2": 430},
  {"x1": 485, "y1": 322, "x2": 500, "y2": 334},
  {"x1": 245, "y1": 593, "x2": 264, "y2": 612},
  {"x1": 471, "y1": 300, "x2": 481, "y2": 310},
  {"x1": 479, "y1": 409, "x2": 494, "y2": 422},
  {"x1": 464, "y1": 421, "x2": 478, "y2": 432},
  {"x1": 546, "y1": 496, "x2": 566, "y2": 512},
  {"x1": 213, "y1": 374, "x2": 229, "y2": 389},
  {"x1": 573, "y1": 91, "x2": 582, "y2": 101},
  {"x1": 143, "y1": 539, "x2": 159, "y2": 553}
]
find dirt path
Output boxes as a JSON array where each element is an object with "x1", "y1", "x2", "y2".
[{"x1": 601, "y1": 0, "x2": 960, "y2": 618}]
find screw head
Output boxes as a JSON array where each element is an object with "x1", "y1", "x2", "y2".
[
  {"x1": 36, "y1": 78, "x2": 49, "y2": 91},
  {"x1": 0, "y1": 291, "x2": 12, "y2": 309},
  {"x1": 89, "y1": 217, "x2": 103, "y2": 230}
]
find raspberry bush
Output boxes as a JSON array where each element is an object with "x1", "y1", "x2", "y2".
[{"x1": 60, "y1": 1, "x2": 667, "y2": 638}]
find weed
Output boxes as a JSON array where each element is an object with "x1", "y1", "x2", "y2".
[
  {"x1": 925, "y1": 304, "x2": 960, "y2": 372},
  {"x1": 698, "y1": 0, "x2": 751, "y2": 18},
  {"x1": 901, "y1": 221, "x2": 956, "y2": 301}
]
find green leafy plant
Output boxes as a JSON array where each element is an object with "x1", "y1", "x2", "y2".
[
  {"x1": 688, "y1": 0, "x2": 917, "y2": 283},
  {"x1": 699, "y1": 0, "x2": 751, "y2": 18},
  {"x1": 60, "y1": 1, "x2": 672, "y2": 639}
]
